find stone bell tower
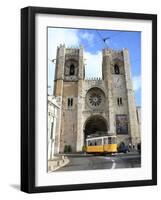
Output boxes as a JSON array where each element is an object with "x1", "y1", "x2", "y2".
[
  {"x1": 102, "y1": 48, "x2": 140, "y2": 146},
  {"x1": 54, "y1": 44, "x2": 85, "y2": 153}
]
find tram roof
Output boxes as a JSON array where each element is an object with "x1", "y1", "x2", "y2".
[{"x1": 86, "y1": 135, "x2": 116, "y2": 141}]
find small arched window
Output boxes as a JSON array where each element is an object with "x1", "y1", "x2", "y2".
[
  {"x1": 114, "y1": 64, "x2": 120, "y2": 74},
  {"x1": 70, "y1": 64, "x2": 75, "y2": 75}
]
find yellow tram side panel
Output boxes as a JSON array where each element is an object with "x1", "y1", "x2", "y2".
[
  {"x1": 86, "y1": 145, "x2": 104, "y2": 153},
  {"x1": 103, "y1": 144, "x2": 117, "y2": 153}
]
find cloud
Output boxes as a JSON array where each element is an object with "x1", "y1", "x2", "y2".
[
  {"x1": 132, "y1": 75, "x2": 141, "y2": 91},
  {"x1": 48, "y1": 28, "x2": 80, "y2": 60},
  {"x1": 80, "y1": 32, "x2": 94, "y2": 43},
  {"x1": 84, "y1": 51, "x2": 102, "y2": 78}
]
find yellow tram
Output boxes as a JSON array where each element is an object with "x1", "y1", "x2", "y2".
[{"x1": 85, "y1": 135, "x2": 117, "y2": 154}]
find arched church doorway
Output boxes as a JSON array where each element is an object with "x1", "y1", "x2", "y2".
[{"x1": 84, "y1": 115, "x2": 108, "y2": 143}]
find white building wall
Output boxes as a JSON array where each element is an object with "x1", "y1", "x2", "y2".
[{"x1": 48, "y1": 96, "x2": 61, "y2": 160}]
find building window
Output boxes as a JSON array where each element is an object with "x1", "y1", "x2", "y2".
[
  {"x1": 117, "y1": 97, "x2": 123, "y2": 106},
  {"x1": 120, "y1": 97, "x2": 122, "y2": 105},
  {"x1": 70, "y1": 64, "x2": 75, "y2": 75},
  {"x1": 68, "y1": 98, "x2": 71, "y2": 107},
  {"x1": 67, "y1": 97, "x2": 73, "y2": 108},
  {"x1": 117, "y1": 98, "x2": 120, "y2": 106},
  {"x1": 114, "y1": 64, "x2": 120, "y2": 74},
  {"x1": 71, "y1": 98, "x2": 73, "y2": 106},
  {"x1": 50, "y1": 122, "x2": 54, "y2": 139}
]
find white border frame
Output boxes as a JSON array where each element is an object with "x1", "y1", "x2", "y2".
[{"x1": 35, "y1": 14, "x2": 152, "y2": 186}]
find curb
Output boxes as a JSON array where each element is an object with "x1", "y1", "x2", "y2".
[{"x1": 48, "y1": 156, "x2": 70, "y2": 172}]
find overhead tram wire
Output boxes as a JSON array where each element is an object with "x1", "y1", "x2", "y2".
[
  {"x1": 48, "y1": 58, "x2": 56, "y2": 64},
  {"x1": 95, "y1": 30, "x2": 109, "y2": 48},
  {"x1": 81, "y1": 38, "x2": 104, "y2": 50},
  {"x1": 95, "y1": 30, "x2": 124, "y2": 49},
  {"x1": 81, "y1": 30, "x2": 122, "y2": 50},
  {"x1": 94, "y1": 30, "x2": 141, "y2": 76},
  {"x1": 95, "y1": 30, "x2": 141, "y2": 64}
]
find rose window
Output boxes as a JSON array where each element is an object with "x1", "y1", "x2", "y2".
[
  {"x1": 89, "y1": 94, "x2": 102, "y2": 106},
  {"x1": 86, "y1": 87, "x2": 105, "y2": 108}
]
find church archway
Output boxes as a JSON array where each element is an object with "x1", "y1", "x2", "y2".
[{"x1": 84, "y1": 115, "x2": 108, "y2": 142}]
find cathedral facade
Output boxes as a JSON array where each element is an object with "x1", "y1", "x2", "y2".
[{"x1": 53, "y1": 44, "x2": 141, "y2": 153}]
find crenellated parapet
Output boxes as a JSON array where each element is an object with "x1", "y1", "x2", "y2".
[{"x1": 85, "y1": 77, "x2": 102, "y2": 81}]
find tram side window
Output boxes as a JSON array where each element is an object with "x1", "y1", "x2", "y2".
[
  {"x1": 108, "y1": 137, "x2": 112, "y2": 144},
  {"x1": 108, "y1": 137, "x2": 116, "y2": 144},
  {"x1": 87, "y1": 139, "x2": 103, "y2": 146},
  {"x1": 112, "y1": 137, "x2": 116, "y2": 144},
  {"x1": 104, "y1": 138, "x2": 108, "y2": 145},
  {"x1": 96, "y1": 139, "x2": 102, "y2": 146}
]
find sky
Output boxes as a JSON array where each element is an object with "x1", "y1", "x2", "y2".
[{"x1": 48, "y1": 27, "x2": 141, "y2": 106}]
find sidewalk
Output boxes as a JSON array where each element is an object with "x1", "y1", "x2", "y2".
[{"x1": 48, "y1": 155, "x2": 69, "y2": 172}]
